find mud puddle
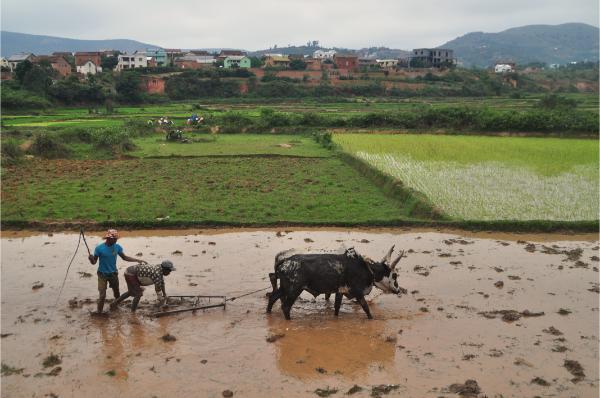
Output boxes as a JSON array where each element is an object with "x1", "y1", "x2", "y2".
[{"x1": 1, "y1": 230, "x2": 598, "y2": 397}]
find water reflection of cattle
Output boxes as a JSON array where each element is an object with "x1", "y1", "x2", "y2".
[{"x1": 267, "y1": 246, "x2": 404, "y2": 320}]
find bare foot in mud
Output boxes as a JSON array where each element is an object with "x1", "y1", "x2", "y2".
[{"x1": 89, "y1": 311, "x2": 109, "y2": 317}]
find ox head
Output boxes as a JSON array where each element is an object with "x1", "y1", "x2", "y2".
[{"x1": 370, "y1": 245, "x2": 405, "y2": 294}]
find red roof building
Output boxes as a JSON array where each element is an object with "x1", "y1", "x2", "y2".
[
  {"x1": 334, "y1": 55, "x2": 358, "y2": 70},
  {"x1": 35, "y1": 55, "x2": 72, "y2": 77}
]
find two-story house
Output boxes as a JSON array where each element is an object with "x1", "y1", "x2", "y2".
[{"x1": 116, "y1": 52, "x2": 148, "y2": 71}]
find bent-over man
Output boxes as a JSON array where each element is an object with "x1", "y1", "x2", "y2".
[
  {"x1": 111, "y1": 260, "x2": 176, "y2": 312},
  {"x1": 88, "y1": 229, "x2": 147, "y2": 314}
]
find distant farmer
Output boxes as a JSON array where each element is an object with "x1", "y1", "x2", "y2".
[
  {"x1": 88, "y1": 229, "x2": 147, "y2": 314},
  {"x1": 111, "y1": 260, "x2": 176, "y2": 312}
]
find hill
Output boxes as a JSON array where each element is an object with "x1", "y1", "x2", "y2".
[
  {"x1": 0, "y1": 31, "x2": 160, "y2": 57},
  {"x1": 441, "y1": 23, "x2": 599, "y2": 67}
]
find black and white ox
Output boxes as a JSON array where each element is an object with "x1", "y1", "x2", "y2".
[{"x1": 267, "y1": 246, "x2": 405, "y2": 320}]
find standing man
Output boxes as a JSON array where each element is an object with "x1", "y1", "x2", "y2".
[
  {"x1": 111, "y1": 260, "x2": 176, "y2": 312},
  {"x1": 88, "y1": 229, "x2": 147, "y2": 314}
]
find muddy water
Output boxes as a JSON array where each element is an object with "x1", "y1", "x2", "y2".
[{"x1": 1, "y1": 229, "x2": 598, "y2": 397}]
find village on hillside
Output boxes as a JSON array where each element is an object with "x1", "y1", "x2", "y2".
[{"x1": 1, "y1": 47, "x2": 534, "y2": 96}]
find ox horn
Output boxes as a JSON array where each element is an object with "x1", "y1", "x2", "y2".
[
  {"x1": 381, "y1": 245, "x2": 395, "y2": 264},
  {"x1": 390, "y1": 250, "x2": 405, "y2": 270}
]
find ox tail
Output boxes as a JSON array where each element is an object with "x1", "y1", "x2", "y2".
[{"x1": 270, "y1": 249, "x2": 296, "y2": 296}]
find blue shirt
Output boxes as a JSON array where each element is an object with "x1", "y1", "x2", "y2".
[{"x1": 94, "y1": 243, "x2": 123, "y2": 274}]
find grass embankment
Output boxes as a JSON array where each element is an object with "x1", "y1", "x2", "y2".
[{"x1": 334, "y1": 134, "x2": 599, "y2": 223}]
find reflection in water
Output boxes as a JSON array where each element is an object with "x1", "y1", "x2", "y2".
[
  {"x1": 267, "y1": 316, "x2": 394, "y2": 379},
  {"x1": 94, "y1": 316, "x2": 128, "y2": 380},
  {"x1": 92, "y1": 311, "x2": 172, "y2": 381}
]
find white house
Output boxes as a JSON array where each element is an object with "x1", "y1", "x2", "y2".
[
  {"x1": 313, "y1": 50, "x2": 336, "y2": 59},
  {"x1": 76, "y1": 61, "x2": 103, "y2": 75},
  {"x1": 116, "y1": 52, "x2": 148, "y2": 71},
  {"x1": 494, "y1": 63, "x2": 515, "y2": 73},
  {"x1": 376, "y1": 59, "x2": 398, "y2": 69}
]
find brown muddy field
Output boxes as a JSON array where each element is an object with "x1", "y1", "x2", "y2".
[{"x1": 1, "y1": 229, "x2": 598, "y2": 397}]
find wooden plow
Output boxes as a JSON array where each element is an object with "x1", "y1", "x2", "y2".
[{"x1": 151, "y1": 295, "x2": 226, "y2": 317}]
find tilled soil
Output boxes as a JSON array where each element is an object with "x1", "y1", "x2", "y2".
[{"x1": 1, "y1": 229, "x2": 598, "y2": 397}]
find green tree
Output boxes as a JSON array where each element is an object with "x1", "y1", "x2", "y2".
[
  {"x1": 101, "y1": 52, "x2": 120, "y2": 70},
  {"x1": 115, "y1": 71, "x2": 143, "y2": 103},
  {"x1": 22, "y1": 64, "x2": 54, "y2": 94},
  {"x1": 409, "y1": 58, "x2": 426, "y2": 68},
  {"x1": 14, "y1": 60, "x2": 33, "y2": 84},
  {"x1": 289, "y1": 59, "x2": 307, "y2": 70},
  {"x1": 48, "y1": 74, "x2": 106, "y2": 104},
  {"x1": 249, "y1": 56, "x2": 263, "y2": 68}
]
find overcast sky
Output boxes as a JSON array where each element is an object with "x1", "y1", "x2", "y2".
[{"x1": 1, "y1": 0, "x2": 598, "y2": 50}]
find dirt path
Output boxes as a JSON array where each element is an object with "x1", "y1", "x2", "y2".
[{"x1": 1, "y1": 230, "x2": 598, "y2": 397}]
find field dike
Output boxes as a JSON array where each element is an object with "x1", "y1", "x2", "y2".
[{"x1": 337, "y1": 152, "x2": 444, "y2": 220}]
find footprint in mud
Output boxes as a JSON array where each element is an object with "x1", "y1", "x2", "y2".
[
  {"x1": 564, "y1": 359, "x2": 585, "y2": 382},
  {"x1": 531, "y1": 377, "x2": 551, "y2": 386},
  {"x1": 445, "y1": 379, "x2": 481, "y2": 397},
  {"x1": 542, "y1": 326, "x2": 563, "y2": 336}
]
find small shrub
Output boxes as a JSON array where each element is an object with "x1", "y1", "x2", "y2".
[
  {"x1": 56, "y1": 127, "x2": 93, "y2": 143},
  {"x1": 92, "y1": 127, "x2": 135, "y2": 152},
  {"x1": 123, "y1": 119, "x2": 153, "y2": 137},
  {"x1": 29, "y1": 134, "x2": 71, "y2": 158},
  {"x1": 313, "y1": 131, "x2": 333, "y2": 149},
  {"x1": 536, "y1": 94, "x2": 578, "y2": 110},
  {"x1": 1, "y1": 140, "x2": 24, "y2": 165}
]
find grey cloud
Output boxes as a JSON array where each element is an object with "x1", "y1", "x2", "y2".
[{"x1": 1, "y1": 0, "x2": 598, "y2": 50}]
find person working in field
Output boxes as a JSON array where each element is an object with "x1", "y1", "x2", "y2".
[
  {"x1": 111, "y1": 260, "x2": 176, "y2": 312},
  {"x1": 88, "y1": 229, "x2": 147, "y2": 314}
]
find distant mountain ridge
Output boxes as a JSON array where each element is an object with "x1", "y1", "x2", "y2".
[
  {"x1": 441, "y1": 23, "x2": 599, "y2": 67},
  {"x1": 0, "y1": 31, "x2": 160, "y2": 57}
]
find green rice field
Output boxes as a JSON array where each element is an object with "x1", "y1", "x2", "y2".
[
  {"x1": 1, "y1": 157, "x2": 412, "y2": 224},
  {"x1": 334, "y1": 134, "x2": 599, "y2": 221}
]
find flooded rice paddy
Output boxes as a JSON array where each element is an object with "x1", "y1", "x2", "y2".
[{"x1": 1, "y1": 228, "x2": 598, "y2": 397}]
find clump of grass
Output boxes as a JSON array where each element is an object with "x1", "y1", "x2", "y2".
[
  {"x1": 1, "y1": 363, "x2": 25, "y2": 376},
  {"x1": 161, "y1": 333, "x2": 177, "y2": 342},
  {"x1": 42, "y1": 354, "x2": 62, "y2": 368}
]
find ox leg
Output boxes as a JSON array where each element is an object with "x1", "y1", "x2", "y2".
[
  {"x1": 324, "y1": 293, "x2": 331, "y2": 301},
  {"x1": 357, "y1": 295, "x2": 373, "y2": 319},
  {"x1": 281, "y1": 289, "x2": 302, "y2": 320},
  {"x1": 266, "y1": 272, "x2": 277, "y2": 298},
  {"x1": 266, "y1": 288, "x2": 282, "y2": 313},
  {"x1": 334, "y1": 293, "x2": 342, "y2": 316}
]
